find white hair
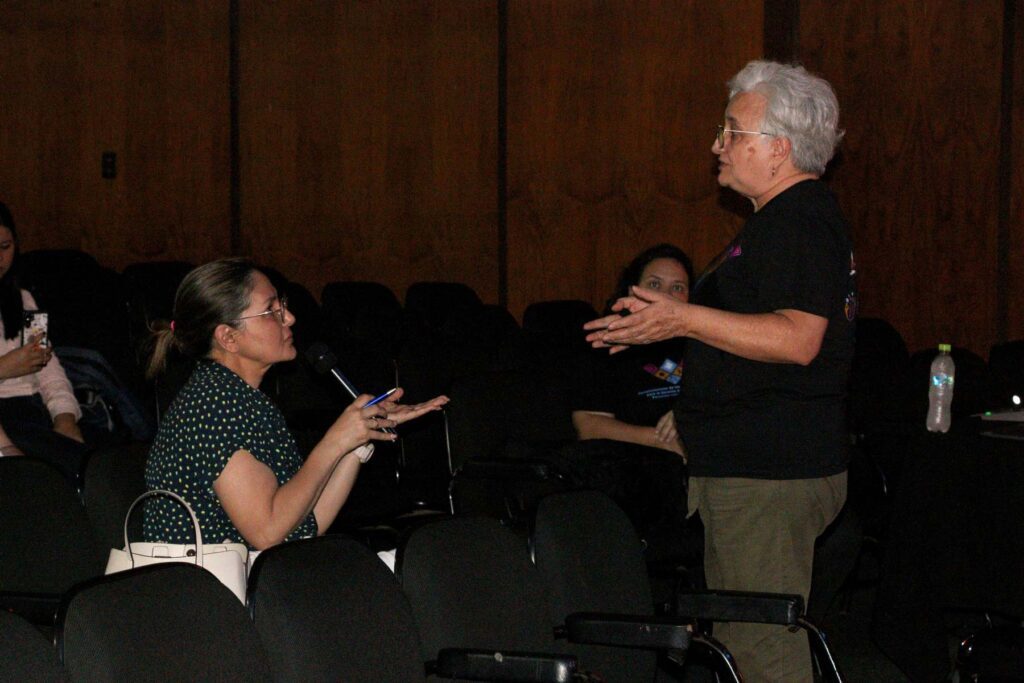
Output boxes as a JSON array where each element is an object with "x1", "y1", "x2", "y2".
[{"x1": 728, "y1": 60, "x2": 844, "y2": 175}]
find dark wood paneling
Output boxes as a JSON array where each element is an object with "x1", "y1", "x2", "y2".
[
  {"x1": 0, "y1": 1, "x2": 231, "y2": 268},
  {"x1": 2, "y1": 0, "x2": 1019, "y2": 356},
  {"x1": 238, "y1": 1, "x2": 499, "y2": 304},
  {"x1": 763, "y1": 0, "x2": 799, "y2": 62},
  {"x1": 506, "y1": 0, "x2": 761, "y2": 318},
  {"x1": 800, "y1": 0, "x2": 1005, "y2": 356},
  {"x1": 1008, "y1": 0, "x2": 1024, "y2": 340}
]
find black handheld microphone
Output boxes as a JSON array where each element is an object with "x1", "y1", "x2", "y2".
[
  {"x1": 305, "y1": 342, "x2": 360, "y2": 400},
  {"x1": 305, "y1": 342, "x2": 396, "y2": 434}
]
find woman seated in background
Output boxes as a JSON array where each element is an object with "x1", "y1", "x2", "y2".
[
  {"x1": 0, "y1": 201, "x2": 85, "y2": 477},
  {"x1": 143, "y1": 258, "x2": 447, "y2": 550},
  {"x1": 570, "y1": 243, "x2": 692, "y2": 548},
  {"x1": 572, "y1": 243, "x2": 692, "y2": 456}
]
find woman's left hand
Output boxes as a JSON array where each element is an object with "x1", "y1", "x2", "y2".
[
  {"x1": 584, "y1": 287, "x2": 689, "y2": 353},
  {"x1": 375, "y1": 388, "x2": 449, "y2": 425}
]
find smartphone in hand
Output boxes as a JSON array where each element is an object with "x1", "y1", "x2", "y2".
[{"x1": 22, "y1": 310, "x2": 49, "y2": 348}]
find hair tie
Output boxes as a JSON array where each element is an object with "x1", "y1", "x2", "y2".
[{"x1": 170, "y1": 320, "x2": 176, "y2": 332}]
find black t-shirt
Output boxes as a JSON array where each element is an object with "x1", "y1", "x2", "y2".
[
  {"x1": 572, "y1": 340, "x2": 686, "y2": 426},
  {"x1": 676, "y1": 179, "x2": 856, "y2": 479}
]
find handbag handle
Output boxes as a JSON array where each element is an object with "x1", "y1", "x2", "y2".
[{"x1": 122, "y1": 489, "x2": 205, "y2": 570}]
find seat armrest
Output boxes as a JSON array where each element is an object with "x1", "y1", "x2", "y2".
[
  {"x1": 675, "y1": 590, "x2": 803, "y2": 626},
  {"x1": 455, "y1": 457, "x2": 558, "y2": 483},
  {"x1": 433, "y1": 648, "x2": 577, "y2": 682},
  {"x1": 564, "y1": 612, "x2": 691, "y2": 651}
]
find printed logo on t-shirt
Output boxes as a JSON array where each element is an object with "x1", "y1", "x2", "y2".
[
  {"x1": 643, "y1": 358, "x2": 683, "y2": 385},
  {"x1": 638, "y1": 385, "x2": 682, "y2": 401}
]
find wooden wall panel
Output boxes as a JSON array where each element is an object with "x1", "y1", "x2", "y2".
[
  {"x1": 506, "y1": 0, "x2": 761, "y2": 318},
  {"x1": 2, "y1": 0, "x2": 1018, "y2": 356},
  {"x1": 800, "y1": 0, "x2": 1005, "y2": 356},
  {"x1": 238, "y1": 1, "x2": 498, "y2": 304},
  {"x1": 1009, "y1": 1, "x2": 1024, "y2": 339},
  {"x1": 0, "y1": 1, "x2": 230, "y2": 268}
]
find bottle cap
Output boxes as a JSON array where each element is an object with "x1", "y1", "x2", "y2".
[{"x1": 938, "y1": 343, "x2": 951, "y2": 352}]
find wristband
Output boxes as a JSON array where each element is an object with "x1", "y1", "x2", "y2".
[{"x1": 354, "y1": 444, "x2": 375, "y2": 464}]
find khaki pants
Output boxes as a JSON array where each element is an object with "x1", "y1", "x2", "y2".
[{"x1": 688, "y1": 472, "x2": 847, "y2": 683}]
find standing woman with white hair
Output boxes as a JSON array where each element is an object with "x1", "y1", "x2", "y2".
[{"x1": 585, "y1": 60, "x2": 857, "y2": 682}]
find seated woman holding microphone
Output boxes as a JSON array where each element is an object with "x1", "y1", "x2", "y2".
[{"x1": 143, "y1": 258, "x2": 447, "y2": 550}]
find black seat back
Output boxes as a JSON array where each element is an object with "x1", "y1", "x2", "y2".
[
  {"x1": 446, "y1": 368, "x2": 575, "y2": 472},
  {"x1": 247, "y1": 535, "x2": 423, "y2": 682},
  {"x1": 532, "y1": 490, "x2": 656, "y2": 683},
  {"x1": 58, "y1": 563, "x2": 271, "y2": 681},
  {"x1": 396, "y1": 516, "x2": 558, "y2": 664},
  {"x1": 80, "y1": 440, "x2": 150, "y2": 550},
  {"x1": 521, "y1": 299, "x2": 599, "y2": 380},
  {"x1": 848, "y1": 317, "x2": 909, "y2": 435},
  {"x1": 0, "y1": 457, "x2": 105, "y2": 622}
]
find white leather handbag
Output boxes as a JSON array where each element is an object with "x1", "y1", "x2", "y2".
[{"x1": 105, "y1": 490, "x2": 249, "y2": 604}]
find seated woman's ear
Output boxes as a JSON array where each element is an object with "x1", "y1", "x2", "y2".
[{"x1": 213, "y1": 323, "x2": 239, "y2": 353}]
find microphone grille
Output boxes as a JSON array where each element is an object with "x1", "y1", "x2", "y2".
[{"x1": 304, "y1": 342, "x2": 337, "y2": 375}]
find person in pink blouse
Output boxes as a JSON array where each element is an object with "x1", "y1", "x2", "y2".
[{"x1": 0, "y1": 202, "x2": 84, "y2": 478}]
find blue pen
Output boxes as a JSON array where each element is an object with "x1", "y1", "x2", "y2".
[{"x1": 366, "y1": 387, "x2": 398, "y2": 406}]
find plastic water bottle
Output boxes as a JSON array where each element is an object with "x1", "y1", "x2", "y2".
[{"x1": 926, "y1": 343, "x2": 955, "y2": 433}]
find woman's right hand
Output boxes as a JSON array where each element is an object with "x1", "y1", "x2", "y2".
[
  {"x1": 324, "y1": 394, "x2": 398, "y2": 457},
  {"x1": 0, "y1": 335, "x2": 52, "y2": 380}
]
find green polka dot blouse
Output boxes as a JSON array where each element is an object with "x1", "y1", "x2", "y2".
[{"x1": 143, "y1": 359, "x2": 318, "y2": 548}]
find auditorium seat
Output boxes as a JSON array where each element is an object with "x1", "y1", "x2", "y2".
[
  {"x1": 445, "y1": 368, "x2": 575, "y2": 522},
  {"x1": 396, "y1": 515, "x2": 578, "y2": 682},
  {"x1": 57, "y1": 563, "x2": 271, "y2": 682},
  {"x1": 0, "y1": 456, "x2": 106, "y2": 629},
  {"x1": 848, "y1": 317, "x2": 909, "y2": 437},
  {"x1": 533, "y1": 490, "x2": 843, "y2": 682},
  {"x1": 247, "y1": 534, "x2": 423, "y2": 682},
  {"x1": 79, "y1": 440, "x2": 150, "y2": 550},
  {"x1": 531, "y1": 490, "x2": 659, "y2": 682},
  {"x1": 395, "y1": 283, "x2": 483, "y2": 512},
  {"x1": 402, "y1": 281, "x2": 482, "y2": 339},
  {"x1": 521, "y1": 299, "x2": 598, "y2": 374},
  {"x1": 532, "y1": 490, "x2": 744, "y2": 682},
  {"x1": 320, "y1": 280, "x2": 402, "y2": 393},
  {"x1": 314, "y1": 281, "x2": 412, "y2": 526},
  {"x1": 397, "y1": 513, "x2": 739, "y2": 682}
]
